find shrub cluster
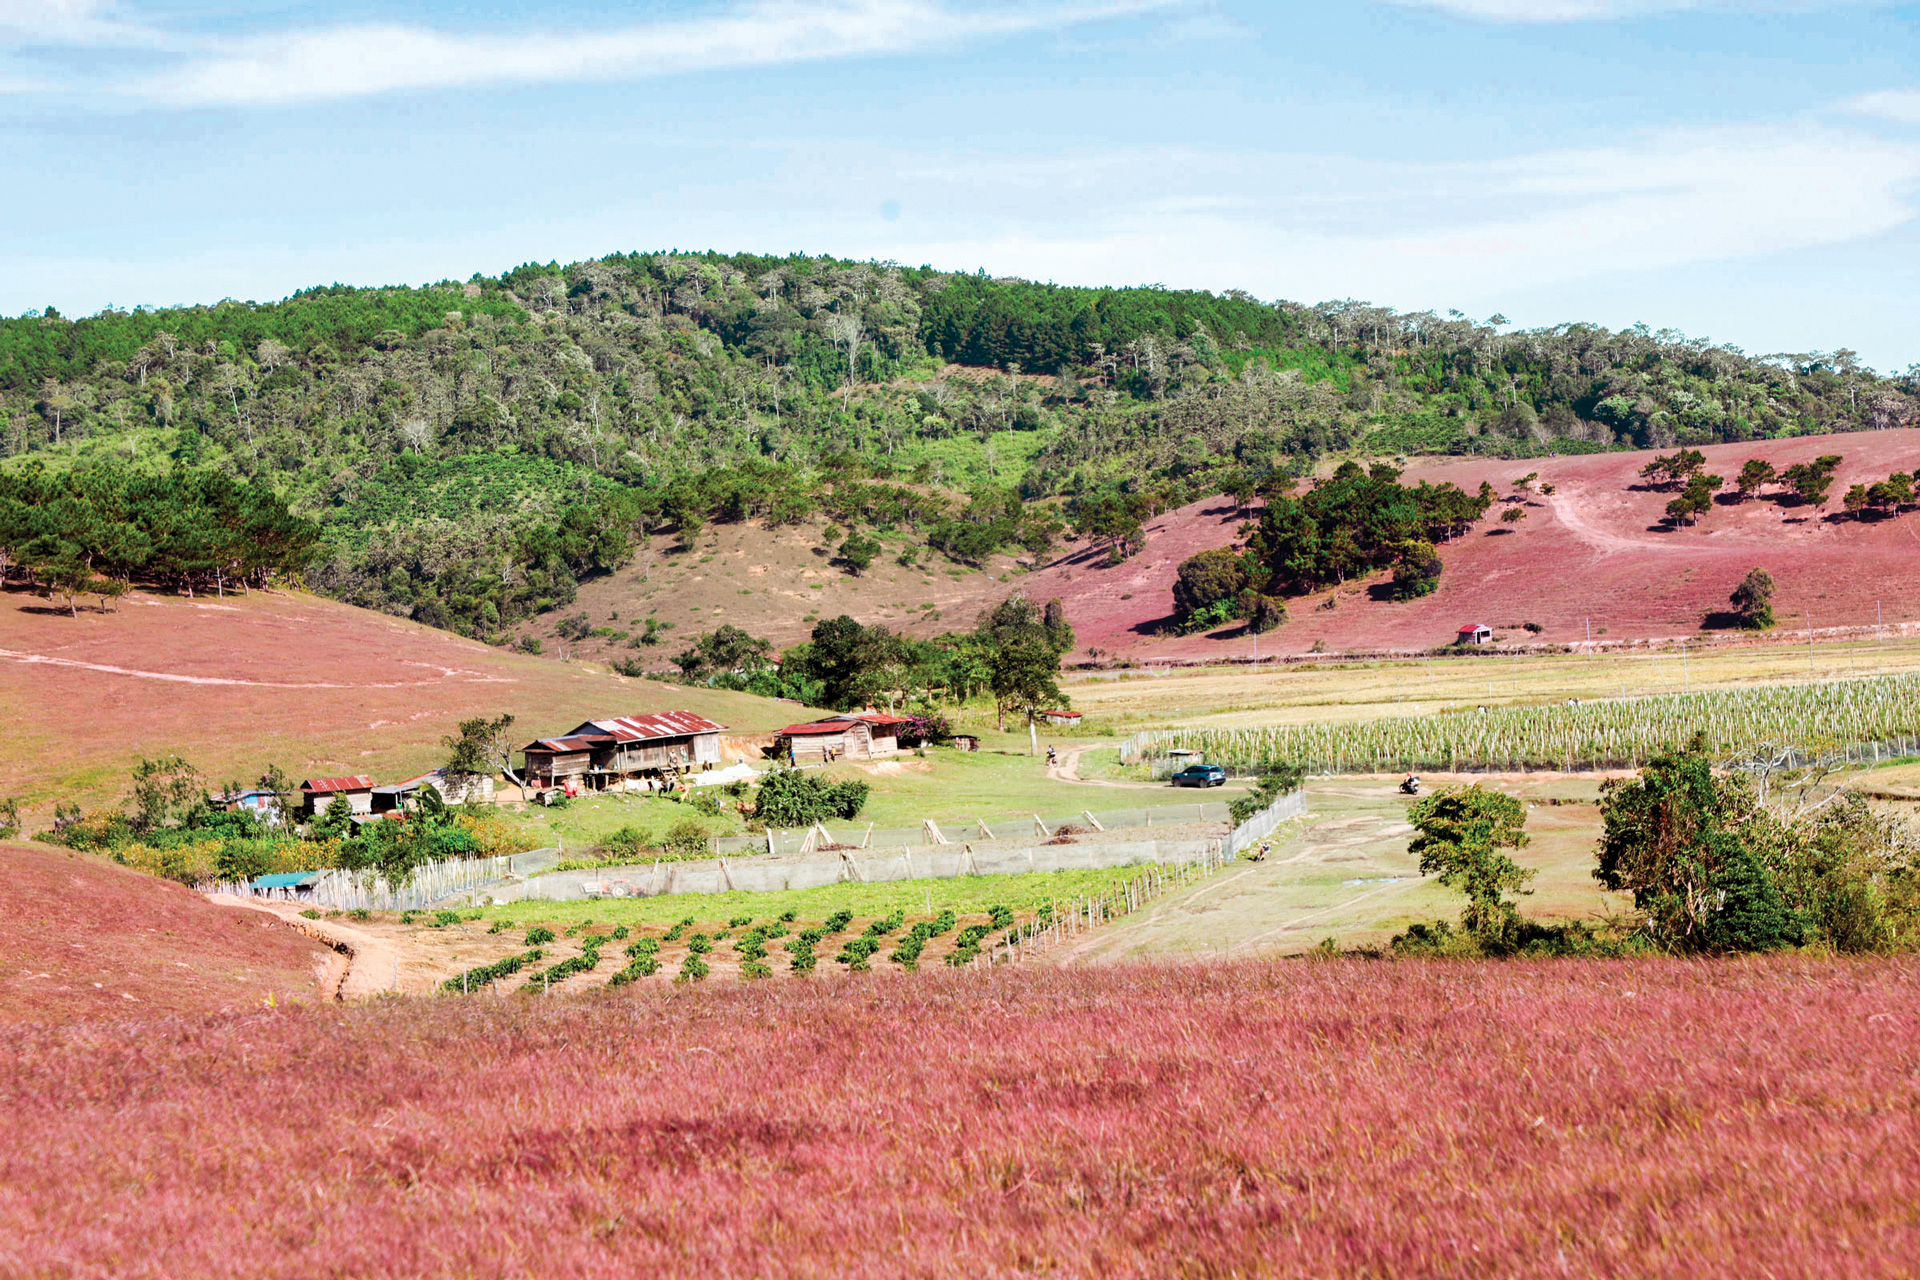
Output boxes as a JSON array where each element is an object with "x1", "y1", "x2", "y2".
[{"x1": 441, "y1": 948, "x2": 544, "y2": 994}]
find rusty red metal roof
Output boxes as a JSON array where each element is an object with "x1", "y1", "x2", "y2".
[
  {"x1": 300, "y1": 775, "x2": 372, "y2": 794},
  {"x1": 1459, "y1": 623, "x2": 1490, "y2": 633},
  {"x1": 853, "y1": 713, "x2": 909, "y2": 726},
  {"x1": 782, "y1": 721, "x2": 857, "y2": 736},
  {"x1": 521, "y1": 735, "x2": 610, "y2": 754},
  {"x1": 573, "y1": 712, "x2": 727, "y2": 742}
]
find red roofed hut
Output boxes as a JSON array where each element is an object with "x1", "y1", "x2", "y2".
[
  {"x1": 299, "y1": 775, "x2": 373, "y2": 818},
  {"x1": 1457, "y1": 623, "x2": 1493, "y2": 646}
]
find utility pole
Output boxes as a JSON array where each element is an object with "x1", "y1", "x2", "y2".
[
  {"x1": 1680, "y1": 640, "x2": 1688, "y2": 695},
  {"x1": 1806, "y1": 611, "x2": 1817, "y2": 678},
  {"x1": 1585, "y1": 617, "x2": 1592, "y2": 656}
]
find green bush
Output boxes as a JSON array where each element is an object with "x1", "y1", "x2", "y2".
[
  {"x1": 754, "y1": 770, "x2": 870, "y2": 827},
  {"x1": 442, "y1": 948, "x2": 544, "y2": 993},
  {"x1": 525, "y1": 926, "x2": 556, "y2": 946},
  {"x1": 740, "y1": 961, "x2": 773, "y2": 980},
  {"x1": 677, "y1": 954, "x2": 711, "y2": 982}
]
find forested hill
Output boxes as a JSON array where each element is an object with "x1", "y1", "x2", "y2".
[{"x1": 1, "y1": 250, "x2": 1915, "y2": 642}]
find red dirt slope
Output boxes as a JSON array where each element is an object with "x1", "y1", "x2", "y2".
[
  {"x1": 0, "y1": 586, "x2": 801, "y2": 815},
  {"x1": 1025, "y1": 429, "x2": 1920, "y2": 660},
  {"x1": 0, "y1": 843, "x2": 331, "y2": 1022}
]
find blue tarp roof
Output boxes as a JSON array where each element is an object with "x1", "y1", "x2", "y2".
[{"x1": 251, "y1": 872, "x2": 322, "y2": 888}]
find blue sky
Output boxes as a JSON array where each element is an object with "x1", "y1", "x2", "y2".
[{"x1": 3, "y1": 0, "x2": 1917, "y2": 369}]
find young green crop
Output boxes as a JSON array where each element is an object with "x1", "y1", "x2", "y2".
[{"x1": 1134, "y1": 675, "x2": 1920, "y2": 774}]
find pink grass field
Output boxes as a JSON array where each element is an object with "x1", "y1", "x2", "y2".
[{"x1": 4, "y1": 957, "x2": 1917, "y2": 1279}]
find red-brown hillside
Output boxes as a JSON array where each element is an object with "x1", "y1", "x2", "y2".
[
  {"x1": 1023, "y1": 429, "x2": 1920, "y2": 660},
  {"x1": 0, "y1": 587, "x2": 800, "y2": 815},
  {"x1": 0, "y1": 842, "x2": 331, "y2": 1022}
]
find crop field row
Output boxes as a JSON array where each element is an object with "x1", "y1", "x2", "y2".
[{"x1": 1129, "y1": 674, "x2": 1920, "y2": 773}]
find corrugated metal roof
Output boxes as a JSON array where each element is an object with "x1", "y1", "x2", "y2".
[
  {"x1": 582, "y1": 711, "x2": 727, "y2": 742},
  {"x1": 782, "y1": 721, "x2": 856, "y2": 736},
  {"x1": 853, "y1": 713, "x2": 909, "y2": 725},
  {"x1": 522, "y1": 735, "x2": 611, "y2": 754},
  {"x1": 300, "y1": 776, "x2": 372, "y2": 794}
]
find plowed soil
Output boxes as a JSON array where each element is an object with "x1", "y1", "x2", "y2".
[{"x1": 0, "y1": 842, "x2": 332, "y2": 1022}]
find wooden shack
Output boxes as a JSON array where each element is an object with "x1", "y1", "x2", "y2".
[
  {"x1": 778, "y1": 718, "x2": 874, "y2": 763},
  {"x1": 521, "y1": 711, "x2": 727, "y2": 794}
]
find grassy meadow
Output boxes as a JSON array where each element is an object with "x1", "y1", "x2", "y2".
[{"x1": 6, "y1": 957, "x2": 1915, "y2": 1278}]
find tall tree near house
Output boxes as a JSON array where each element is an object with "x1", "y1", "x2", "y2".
[
  {"x1": 129, "y1": 755, "x2": 205, "y2": 832},
  {"x1": 977, "y1": 595, "x2": 1072, "y2": 745},
  {"x1": 443, "y1": 714, "x2": 526, "y2": 795}
]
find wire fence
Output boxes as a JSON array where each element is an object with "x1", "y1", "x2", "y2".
[
  {"x1": 990, "y1": 785, "x2": 1307, "y2": 965},
  {"x1": 207, "y1": 848, "x2": 560, "y2": 912},
  {"x1": 716, "y1": 801, "x2": 1233, "y2": 857}
]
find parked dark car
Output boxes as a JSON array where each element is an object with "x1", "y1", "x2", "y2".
[{"x1": 1170, "y1": 764, "x2": 1227, "y2": 788}]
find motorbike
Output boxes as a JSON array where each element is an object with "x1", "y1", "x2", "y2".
[{"x1": 1399, "y1": 777, "x2": 1421, "y2": 796}]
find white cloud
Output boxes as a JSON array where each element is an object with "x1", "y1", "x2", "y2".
[
  {"x1": 127, "y1": 0, "x2": 1162, "y2": 106},
  {"x1": 1849, "y1": 89, "x2": 1920, "y2": 125},
  {"x1": 0, "y1": 0, "x2": 154, "y2": 46},
  {"x1": 810, "y1": 125, "x2": 1920, "y2": 306},
  {"x1": 1388, "y1": 0, "x2": 1880, "y2": 21}
]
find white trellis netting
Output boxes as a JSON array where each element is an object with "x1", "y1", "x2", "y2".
[
  {"x1": 209, "y1": 849, "x2": 559, "y2": 912},
  {"x1": 1123, "y1": 676, "x2": 1920, "y2": 775}
]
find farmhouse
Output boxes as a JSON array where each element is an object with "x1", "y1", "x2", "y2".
[
  {"x1": 1457, "y1": 623, "x2": 1494, "y2": 646},
  {"x1": 299, "y1": 775, "x2": 373, "y2": 818},
  {"x1": 521, "y1": 711, "x2": 727, "y2": 794},
  {"x1": 1038, "y1": 709, "x2": 1082, "y2": 728},
  {"x1": 778, "y1": 719, "x2": 874, "y2": 763}
]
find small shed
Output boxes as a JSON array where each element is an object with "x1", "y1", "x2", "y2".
[
  {"x1": 1457, "y1": 623, "x2": 1493, "y2": 646},
  {"x1": 848, "y1": 712, "x2": 907, "y2": 756},
  {"x1": 1038, "y1": 709, "x2": 1082, "y2": 728},
  {"x1": 250, "y1": 871, "x2": 322, "y2": 900},
  {"x1": 949, "y1": 734, "x2": 981, "y2": 752},
  {"x1": 300, "y1": 775, "x2": 373, "y2": 818}
]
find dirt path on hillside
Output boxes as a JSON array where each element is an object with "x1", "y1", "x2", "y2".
[
  {"x1": 0, "y1": 648, "x2": 506, "y2": 689},
  {"x1": 1045, "y1": 742, "x2": 1163, "y2": 789},
  {"x1": 210, "y1": 898, "x2": 404, "y2": 999}
]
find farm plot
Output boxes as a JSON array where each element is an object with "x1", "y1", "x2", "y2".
[{"x1": 1131, "y1": 674, "x2": 1920, "y2": 774}]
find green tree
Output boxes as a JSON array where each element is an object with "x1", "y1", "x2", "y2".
[
  {"x1": 442, "y1": 714, "x2": 525, "y2": 791},
  {"x1": 1389, "y1": 540, "x2": 1442, "y2": 600},
  {"x1": 837, "y1": 532, "x2": 881, "y2": 576},
  {"x1": 1736, "y1": 458, "x2": 1776, "y2": 500},
  {"x1": 1407, "y1": 785, "x2": 1535, "y2": 938},
  {"x1": 1595, "y1": 742, "x2": 1807, "y2": 952},
  {"x1": 1729, "y1": 567, "x2": 1775, "y2": 630},
  {"x1": 1171, "y1": 548, "x2": 1252, "y2": 626},
  {"x1": 129, "y1": 755, "x2": 204, "y2": 832},
  {"x1": 976, "y1": 595, "x2": 1072, "y2": 736}
]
